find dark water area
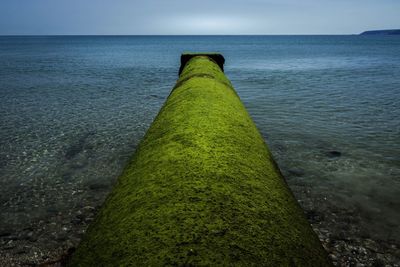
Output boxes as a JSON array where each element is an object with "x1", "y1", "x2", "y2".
[{"x1": 0, "y1": 36, "x2": 399, "y2": 266}]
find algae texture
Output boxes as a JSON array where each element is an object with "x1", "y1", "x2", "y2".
[{"x1": 69, "y1": 55, "x2": 332, "y2": 266}]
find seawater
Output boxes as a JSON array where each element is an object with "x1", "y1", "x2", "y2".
[{"x1": 1, "y1": 36, "x2": 399, "y2": 247}]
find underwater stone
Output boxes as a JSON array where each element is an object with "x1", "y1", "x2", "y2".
[
  {"x1": 288, "y1": 168, "x2": 306, "y2": 177},
  {"x1": 327, "y1": 151, "x2": 342, "y2": 158},
  {"x1": 69, "y1": 54, "x2": 332, "y2": 266}
]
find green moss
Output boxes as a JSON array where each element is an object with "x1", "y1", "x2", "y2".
[{"x1": 69, "y1": 55, "x2": 332, "y2": 266}]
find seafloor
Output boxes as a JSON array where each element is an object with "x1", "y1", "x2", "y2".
[{"x1": 0, "y1": 176, "x2": 399, "y2": 266}]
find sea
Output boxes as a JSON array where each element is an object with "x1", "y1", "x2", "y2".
[{"x1": 0, "y1": 35, "x2": 399, "y2": 265}]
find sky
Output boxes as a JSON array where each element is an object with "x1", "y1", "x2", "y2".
[{"x1": 0, "y1": 0, "x2": 399, "y2": 35}]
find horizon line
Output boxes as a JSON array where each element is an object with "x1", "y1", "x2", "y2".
[
  {"x1": 0, "y1": 33, "x2": 363, "y2": 37},
  {"x1": 2, "y1": 29, "x2": 399, "y2": 36}
]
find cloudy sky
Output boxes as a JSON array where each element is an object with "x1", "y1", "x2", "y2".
[{"x1": 0, "y1": 0, "x2": 399, "y2": 35}]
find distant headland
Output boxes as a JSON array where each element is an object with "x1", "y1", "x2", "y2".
[{"x1": 360, "y1": 29, "x2": 400, "y2": 35}]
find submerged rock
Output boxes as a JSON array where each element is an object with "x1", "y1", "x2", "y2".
[
  {"x1": 64, "y1": 131, "x2": 96, "y2": 160},
  {"x1": 288, "y1": 168, "x2": 306, "y2": 177},
  {"x1": 327, "y1": 151, "x2": 342, "y2": 158}
]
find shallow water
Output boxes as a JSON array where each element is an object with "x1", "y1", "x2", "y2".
[{"x1": 0, "y1": 35, "x2": 399, "y2": 263}]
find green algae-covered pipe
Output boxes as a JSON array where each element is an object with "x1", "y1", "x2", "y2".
[{"x1": 69, "y1": 54, "x2": 331, "y2": 266}]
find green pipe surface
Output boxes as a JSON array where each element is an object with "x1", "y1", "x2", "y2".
[{"x1": 69, "y1": 54, "x2": 331, "y2": 266}]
